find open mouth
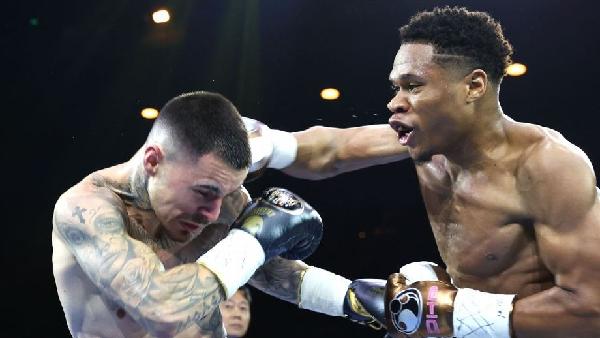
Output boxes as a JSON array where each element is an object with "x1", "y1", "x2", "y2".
[{"x1": 390, "y1": 121, "x2": 414, "y2": 146}]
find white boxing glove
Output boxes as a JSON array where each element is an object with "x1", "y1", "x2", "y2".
[{"x1": 243, "y1": 117, "x2": 298, "y2": 176}]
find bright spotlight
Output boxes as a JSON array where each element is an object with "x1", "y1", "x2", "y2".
[
  {"x1": 320, "y1": 88, "x2": 340, "y2": 100},
  {"x1": 506, "y1": 63, "x2": 527, "y2": 77},
  {"x1": 141, "y1": 107, "x2": 159, "y2": 119},
  {"x1": 152, "y1": 9, "x2": 170, "y2": 24}
]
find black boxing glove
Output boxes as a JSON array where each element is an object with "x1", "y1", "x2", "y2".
[
  {"x1": 296, "y1": 267, "x2": 386, "y2": 331},
  {"x1": 344, "y1": 279, "x2": 387, "y2": 329},
  {"x1": 231, "y1": 187, "x2": 323, "y2": 260},
  {"x1": 198, "y1": 187, "x2": 323, "y2": 298}
]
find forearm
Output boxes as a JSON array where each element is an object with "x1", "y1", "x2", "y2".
[
  {"x1": 248, "y1": 257, "x2": 309, "y2": 304},
  {"x1": 250, "y1": 259, "x2": 363, "y2": 320},
  {"x1": 283, "y1": 125, "x2": 409, "y2": 180},
  {"x1": 512, "y1": 286, "x2": 600, "y2": 338},
  {"x1": 89, "y1": 239, "x2": 226, "y2": 336}
]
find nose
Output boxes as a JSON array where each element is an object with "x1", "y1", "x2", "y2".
[
  {"x1": 387, "y1": 91, "x2": 409, "y2": 115},
  {"x1": 198, "y1": 197, "x2": 223, "y2": 223}
]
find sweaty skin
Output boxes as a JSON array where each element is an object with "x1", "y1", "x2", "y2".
[
  {"x1": 281, "y1": 43, "x2": 600, "y2": 337},
  {"x1": 387, "y1": 44, "x2": 600, "y2": 337},
  {"x1": 53, "y1": 150, "x2": 309, "y2": 338}
]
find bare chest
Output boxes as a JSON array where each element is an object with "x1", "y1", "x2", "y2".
[{"x1": 415, "y1": 163, "x2": 550, "y2": 293}]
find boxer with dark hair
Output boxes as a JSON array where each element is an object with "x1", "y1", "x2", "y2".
[
  {"x1": 246, "y1": 7, "x2": 600, "y2": 338},
  {"x1": 52, "y1": 91, "x2": 332, "y2": 338}
]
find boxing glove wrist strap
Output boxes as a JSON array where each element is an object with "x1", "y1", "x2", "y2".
[
  {"x1": 453, "y1": 288, "x2": 515, "y2": 338},
  {"x1": 197, "y1": 229, "x2": 265, "y2": 298},
  {"x1": 299, "y1": 266, "x2": 351, "y2": 316},
  {"x1": 266, "y1": 128, "x2": 297, "y2": 169}
]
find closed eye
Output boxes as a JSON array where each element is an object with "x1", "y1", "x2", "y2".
[{"x1": 192, "y1": 189, "x2": 216, "y2": 200}]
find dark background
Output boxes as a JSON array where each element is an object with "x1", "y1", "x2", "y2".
[{"x1": 5, "y1": 0, "x2": 600, "y2": 337}]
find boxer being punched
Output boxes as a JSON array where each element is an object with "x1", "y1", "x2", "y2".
[
  {"x1": 52, "y1": 91, "x2": 364, "y2": 338},
  {"x1": 245, "y1": 7, "x2": 600, "y2": 338}
]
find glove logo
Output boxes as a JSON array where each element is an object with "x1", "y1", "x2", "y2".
[
  {"x1": 262, "y1": 188, "x2": 303, "y2": 213},
  {"x1": 389, "y1": 288, "x2": 422, "y2": 334},
  {"x1": 241, "y1": 215, "x2": 263, "y2": 235}
]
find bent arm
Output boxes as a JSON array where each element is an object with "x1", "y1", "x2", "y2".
[
  {"x1": 248, "y1": 257, "x2": 309, "y2": 304},
  {"x1": 53, "y1": 190, "x2": 226, "y2": 337},
  {"x1": 283, "y1": 124, "x2": 409, "y2": 180},
  {"x1": 513, "y1": 141, "x2": 600, "y2": 338}
]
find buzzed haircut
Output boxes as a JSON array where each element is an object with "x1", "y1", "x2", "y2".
[
  {"x1": 148, "y1": 91, "x2": 251, "y2": 170},
  {"x1": 400, "y1": 6, "x2": 514, "y2": 83}
]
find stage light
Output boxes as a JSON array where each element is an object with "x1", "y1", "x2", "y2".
[
  {"x1": 320, "y1": 88, "x2": 340, "y2": 100},
  {"x1": 506, "y1": 63, "x2": 527, "y2": 76},
  {"x1": 152, "y1": 9, "x2": 170, "y2": 24},
  {"x1": 141, "y1": 107, "x2": 159, "y2": 119}
]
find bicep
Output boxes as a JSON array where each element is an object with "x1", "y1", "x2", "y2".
[
  {"x1": 535, "y1": 203, "x2": 600, "y2": 287},
  {"x1": 523, "y1": 143, "x2": 600, "y2": 289}
]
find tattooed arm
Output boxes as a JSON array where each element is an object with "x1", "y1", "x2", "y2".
[
  {"x1": 53, "y1": 189, "x2": 226, "y2": 337},
  {"x1": 250, "y1": 257, "x2": 377, "y2": 324},
  {"x1": 248, "y1": 257, "x2": 309, "y2": 304}
]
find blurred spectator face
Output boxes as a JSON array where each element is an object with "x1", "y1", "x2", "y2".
[{"x1": 220, "y1": 289, "x2": 251, "y2": 337}]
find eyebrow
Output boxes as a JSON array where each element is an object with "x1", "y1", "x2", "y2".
[
  {"x1": 389, "y1": 73, "x2": 425, "y2": 83},
  {"x1": 192, "y1": 184, "x2": 222, "y2": 196}
]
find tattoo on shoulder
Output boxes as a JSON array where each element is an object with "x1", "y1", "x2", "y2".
[
  {"x1": 72, "y1": 206, "x2": 87, "y2": 224},
  {"x1": 93, "y1": 212, "x2": 124, "y2": 234},
  {"x1": 57, "y1": 222, "x2": 92, "y2": 246}
]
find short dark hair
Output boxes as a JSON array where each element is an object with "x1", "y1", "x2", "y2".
[
  {"x1": 399, "y1": 6, "x2": 513, "y2": 83},
  {"x1": 148, "y1": 91, "x2": 251, "y2": 170},
  {"x1": 237, "y1": 285, "x2": 252, "y2": 304}
]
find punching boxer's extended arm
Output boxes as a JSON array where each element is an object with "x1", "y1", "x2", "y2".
[
  {"x1": 244, "y1": 117, "x2": 409, "y2": 181},
  {"x1": 286, "y1": 124, "x2": 410, "y2": 179},
  {"x1": 510, "y1": 139, "x2": 600, "y2": 338}
]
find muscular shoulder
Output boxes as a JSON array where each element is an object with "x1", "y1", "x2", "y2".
[
  {"x1": 518, "y1": 125, "x2": 594, "y2": 183},
  {"x1": 516, "y1": 125, "x2": 596, "y2": 224},
  {"x1": 54, "y1": 177, "x2": 127, "y2": 230}
]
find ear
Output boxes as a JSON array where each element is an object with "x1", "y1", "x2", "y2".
[
  {"x1": 143, "y1": 145, "x2": 164, "y2": 176},
  {"x1": 464, "y1": 69, "x2": 488, "y2": 103}
]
